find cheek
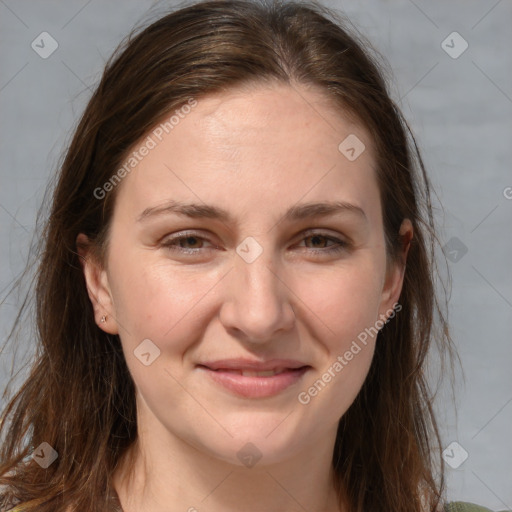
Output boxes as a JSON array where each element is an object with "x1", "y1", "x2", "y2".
[
  {"x1": 109, "y1": 253, "x2": 223, "y2": 350},
  {"x1": 297, "y1": 258, "x2": 385, "y2": 343},
  {"x1": 293, "y1": 259, "x2": 383, "y2": 403},
  {"x1": 110, "y1": 246, "x2": 385, "y2": 349},
  {"x1": 294, "y1": 269, "x2": 381, "y2": 418}
]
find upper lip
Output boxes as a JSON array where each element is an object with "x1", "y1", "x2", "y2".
[{"x1": 198, "y1": 358, "x2": 309, "y2": 371}]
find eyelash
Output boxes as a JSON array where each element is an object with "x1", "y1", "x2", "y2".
[{"x1": 160, "y1": 230, "x2": 349, "y2": 256}]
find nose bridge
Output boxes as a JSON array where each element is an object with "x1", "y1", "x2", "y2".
[
  {"x1": 221, "y1": 239, "x2": 295, "y2": 341},
  {"x1": 238, "y1": 249, "x2": 279, "y2": 306}
]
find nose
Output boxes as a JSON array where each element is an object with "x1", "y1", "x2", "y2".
[{"x1": 218, "y1": 247, "x2": 296, "y2": 344}]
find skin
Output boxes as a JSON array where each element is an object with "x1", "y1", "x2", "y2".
[{"x1": 78, "y1": 81, "x2": 412, "y2": 512}]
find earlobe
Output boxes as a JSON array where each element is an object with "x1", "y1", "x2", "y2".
[{"x1": 76, "y1": 233, "x2": 119, "y2": 335}]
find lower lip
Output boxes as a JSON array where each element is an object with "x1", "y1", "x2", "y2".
[{"x1": 198, "y1": 366, "x2": 310, "y2": 398}]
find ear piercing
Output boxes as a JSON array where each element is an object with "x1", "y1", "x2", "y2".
[{"x1": 100, "y1": 315, "x2": 107, "y2": 323}]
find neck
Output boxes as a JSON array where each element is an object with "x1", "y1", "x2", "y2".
[{"x1": 112, "y1": 403, "x2": 346, "y2": 512}]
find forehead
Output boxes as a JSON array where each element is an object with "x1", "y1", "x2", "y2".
[
  {"x1": 112, "y1": 82, "x2": 379, "y2": 226},
  {"x1": 181, "y1": 82, "x2": 368, "y2": 157}
]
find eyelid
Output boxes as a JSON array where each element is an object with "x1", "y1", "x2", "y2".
[
  {"x1": 160, "y1": 230, "x2": 217, "y2": 249},
  {"x1": 296, "y1": 231, "x2": 350, "y2": 252},
  {"x1": 299, "y1": 228, "x2": 349, "y2": 242},
  {"x1": 160, "y1": 229, "x2": 350, "y2": 256}
]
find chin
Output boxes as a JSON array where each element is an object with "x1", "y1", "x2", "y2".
[{"x1": 197, "y1": 419, "x2": 312, "y2": 467}]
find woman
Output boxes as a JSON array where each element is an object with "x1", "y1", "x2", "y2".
[{"x1": 0, "y1": 1, "x2": 506, "y2": 511}]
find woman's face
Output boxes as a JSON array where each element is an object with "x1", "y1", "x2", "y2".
[{"x1": 81, "y1": 82, "x2": 410, "y2": 466}]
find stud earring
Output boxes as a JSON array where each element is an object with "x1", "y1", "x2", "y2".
[{"x1": 100, "y1": 315, "x2": 107, "y2": 323}]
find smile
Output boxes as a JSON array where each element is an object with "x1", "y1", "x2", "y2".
[{"x1": 196, "y1": 365, "x2": 311, "y2": 398}]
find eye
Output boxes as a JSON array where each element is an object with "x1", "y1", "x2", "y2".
[
  {"x1": 297, "y1": 231, "x2": 349, "y2": 256},
  {"x1": 159, "y1": 230, "x2": 349, "y2": 257},
  {"x1": 160, "y1": 232, "x2": 215, "y2": 253}
]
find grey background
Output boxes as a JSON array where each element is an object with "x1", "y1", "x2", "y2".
[{"x1": 0, "y1": 0, "x2": 511, "y2": 508}]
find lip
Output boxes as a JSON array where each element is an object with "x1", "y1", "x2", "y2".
[
  {"x1": 196, "y1": 359, "x2": 311, "y2": 398},
  {"x1": 198, "y1": 358, "x2": 308, "y2": 372}
]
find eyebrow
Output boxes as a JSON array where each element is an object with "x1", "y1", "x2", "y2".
[{"x1": 136, "y1": 199, "x2": 367, "y2": 224}]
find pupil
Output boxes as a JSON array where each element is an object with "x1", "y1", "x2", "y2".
[
  {"x1": 185, "y1": 236, "x2": 198, "y2": 248},
  {"x1": 311, "y1": 235, "x2": 325, "y2": 248}
]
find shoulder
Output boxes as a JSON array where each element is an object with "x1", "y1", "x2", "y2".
[{"x1": 445, "y1": 501, "x2": 512, "y2": 512}]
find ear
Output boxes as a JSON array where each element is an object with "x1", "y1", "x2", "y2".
[
  {"x1": 76, "y1": 233, "x2": 119, "y2": 335},
  {"x1": 378, "y1": 218, "x2": 413, "y2": 320}
]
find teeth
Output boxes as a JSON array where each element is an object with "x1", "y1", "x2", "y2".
[
  {"x1": 241, "y1": 369, "x2": 283, "y2": 377},
  {"x1": 216, "y1": 368, "x2": 287, "y2": 377}
]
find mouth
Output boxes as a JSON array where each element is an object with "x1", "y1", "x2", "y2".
[
  {"x1": 202, "y1": 367, "x2": 303, "y2": 377},
  {"x1": 196, "y1": 362, "x2": 311, "y2": 398}
]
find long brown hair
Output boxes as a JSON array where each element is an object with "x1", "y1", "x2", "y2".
[{"x1": 0, "y1": 1, "x2": 458, "y2": 510}]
